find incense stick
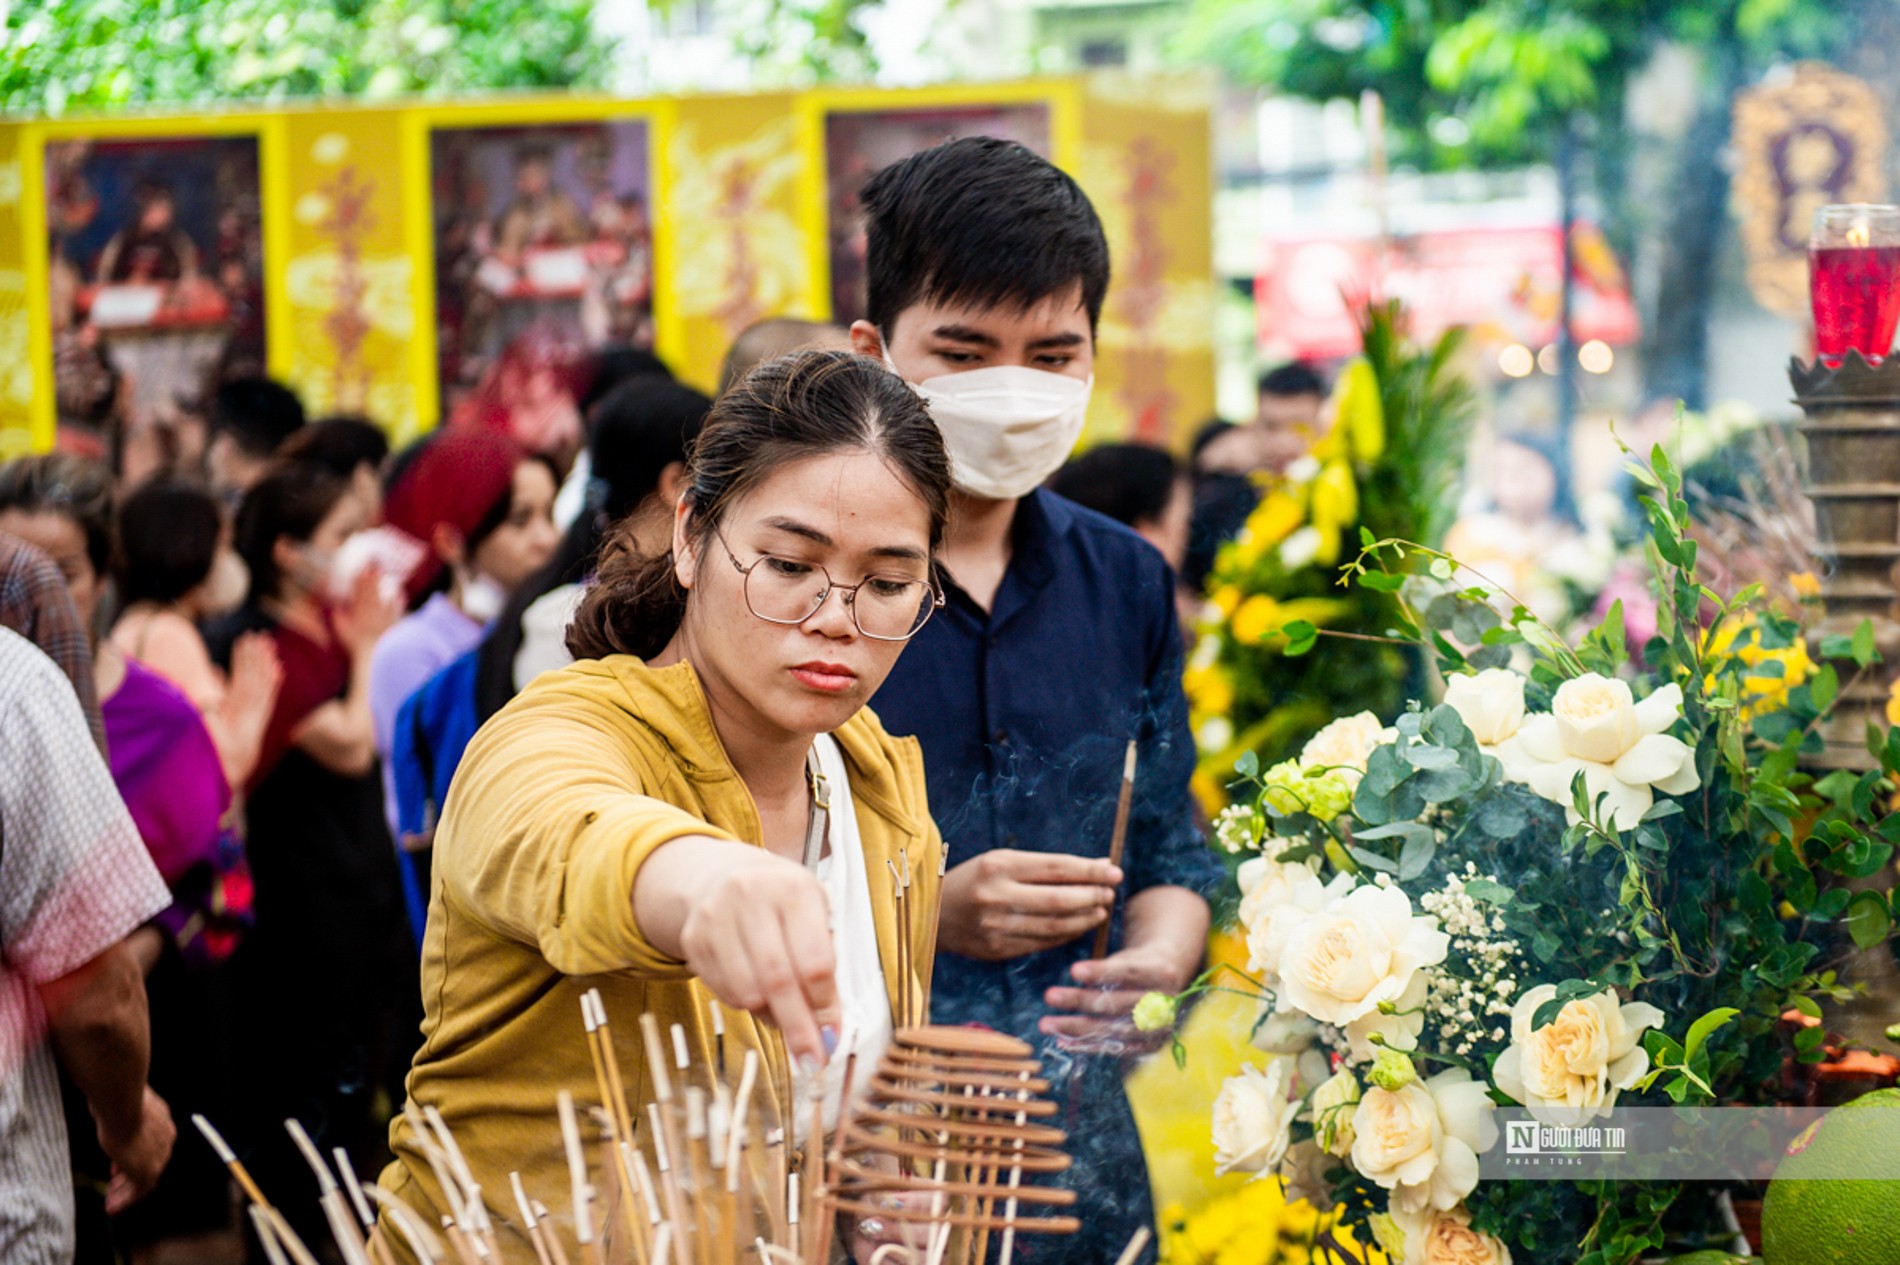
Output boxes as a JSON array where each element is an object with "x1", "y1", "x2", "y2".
[
  {"x1": 1091, "y1": 739, "x2": 1139, "y2": 960},
  {"x1": 335, "y1": 1147, "x2": 400, "y2": 1265},
  {"x1": 1112, "y1": 1226, "x2": 1153, "y2": 1265},
  {"x1": 191, "y1": 1115, "x2": 322, "y2": 1265},
  {"x1": 284, "y1": 1120, "x2": 375, "y2": 1265},
  {"x1": 511, "y1": 1172, "x2": 559, "y2": 1265}
]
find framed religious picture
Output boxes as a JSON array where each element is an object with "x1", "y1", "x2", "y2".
[
  {"x1": 42, "y1": 133, "x2": 265, "y2": 478},
  {"x1": 820, "y1": 103, "x2": 1051, "y2": 325},
  {"x1": 427, "y1": 118, "x2": 653, "y2": 433}
]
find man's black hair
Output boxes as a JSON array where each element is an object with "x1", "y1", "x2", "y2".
[
  {"x1": 279, "y1": 416, "x2": 390, "y2": 480},
  {"x1": 859, "y1": 136, "x2": 1110, "y2": 337},
  {"x1": 1258, "y1": 361, "x2": 1328, "y2": 400},
  {"x1": 212, "y1": 377, "x2": 306, "y2": 459},
  {"x1": 1047, "y1": 443, "x2": 1181, "y2": 529}
]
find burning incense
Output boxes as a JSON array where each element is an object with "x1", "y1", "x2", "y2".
[{"x1": 1091, "y1": 739, "x2": 1139, "y2": 960}]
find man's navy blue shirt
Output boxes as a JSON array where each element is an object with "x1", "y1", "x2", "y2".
[{"x1": 869, "y1": 487, "x2": 1222, "y2": 1037}]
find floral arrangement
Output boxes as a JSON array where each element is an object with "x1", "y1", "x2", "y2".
[
  {"x1": 1185, "y1": 303, "x2": 1472, "y2": 801},
  {"x1": 1146, "y1": 445, "x2": 1900, "y2": 1264}
]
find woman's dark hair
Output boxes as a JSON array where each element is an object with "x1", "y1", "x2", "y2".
[
  {"x1": 0, "y1": 452, "x2": 116, "y2": 578},
  {"x1": 1047, "y1": 443, "x2": 1181, "y2": 529},
  {"x1": 472, "y1": 374, "x2": 712, "y2": 713},
  {"x1": 118, "y1": 479, "x2": 224, "y2": 604},
  {"x1": 279, "y1": 416, "x2": 391, "y2": 480},
  {"x1": 567, "y1": 350, "x2": 951, "y2": 661},
  {"x1": 233, "y1": 463, "x2": 351, "y2": 604}
]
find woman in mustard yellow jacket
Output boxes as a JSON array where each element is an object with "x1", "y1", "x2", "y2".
[{"x1": 379, "y1": 351, "x2": 952, "y2": 1262}]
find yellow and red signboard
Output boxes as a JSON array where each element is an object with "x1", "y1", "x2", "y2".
[{"x1": 1, "y1": 75, "x2": 1214, "y2": 461}]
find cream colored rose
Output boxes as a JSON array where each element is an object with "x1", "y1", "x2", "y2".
[
  {"x1": 1392, "y1": 1203, "x2": 1514, "y2": 1265},
  {"x1": 1300, "y1": 711, "x2": 1396, "y2": 787},
  {"x1": 1237, "y1": 849, "x2": 1321, "y2": 930},
  {"x1": 1443, "y1": 669, "x2": 1526, "y2": 748},
  {"x1": 1349, "y1": 1068, "x2": 1496, "y2": 1213},
  {"x1": 1212, "y1": 1058, "x2": 1300, "y2": 1176},
  {"x1": 1244, "y1": 869, "x2": 1351, "y2": 988},
  {"x1": 1493, "y1": 675, "x2": 1700, "y2": 830},
  {"x1": 1276, "y1": 882, "x2": 1449, "y2": 1029},
  {"x1": 1493, "y1": 985, "x2": 1665, "y2": 1125},
  {"x1": 1309, "y1": 1069, "x2": 1362, "y2": 1156},
  {"x1": 1343, "y1": 970, "x2": 1429, "y2": 1062}
]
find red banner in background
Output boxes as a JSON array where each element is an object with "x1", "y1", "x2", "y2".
[{"x1": 1256, "y1": 223, "x2": 1641, "y2": 361}]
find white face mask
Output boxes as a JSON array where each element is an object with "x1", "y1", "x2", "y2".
[
  {"x1": 459, "y1": 571, "x2": 508, "y2": 624},
  {"x1": 889, "y1": 356, "x2": 1093, "y2": 501}
]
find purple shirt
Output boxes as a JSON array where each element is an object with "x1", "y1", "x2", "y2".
[
  {"x1": 370, "y1": 592, "x2": 482, "y2": 836},
  {"x1": 102, "y1": 658, "x2": 230, "y2": 943}
]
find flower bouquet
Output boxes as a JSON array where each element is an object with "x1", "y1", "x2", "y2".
[
  {"x1": 1148, "y1": 444, "x2": 1900, "y2": 1264},
  {"x1": 1186, "y1": 302, "x2": 1471, "y2": 798}
]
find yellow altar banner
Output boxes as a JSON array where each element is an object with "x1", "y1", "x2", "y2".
[{"x1": 4, "y1": 75, "x2": 1213, "y2": 463}]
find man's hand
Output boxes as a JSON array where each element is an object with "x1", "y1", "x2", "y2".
[
  {"x1": 1038, "y1": 942, "x2": 1196, "y2": 1055},
  {"x1": 1040, "y1": 885, "x2": 1209, "y2": 1055},
  {"x1": 97, "y1": 1085, "x2": 174, "y2": 1213},
  {"x1": 937, "y1": 851, "x2": 1120, "y2": 962}
]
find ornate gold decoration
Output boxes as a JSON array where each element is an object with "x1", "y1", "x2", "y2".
[{"x1": 1734, "y1": 63, "x2": 1888, "y2": 318}]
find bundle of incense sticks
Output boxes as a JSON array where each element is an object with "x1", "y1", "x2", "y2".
[{"x1": 194, "y1": 997, "x2": 1152, "y2": 1265}]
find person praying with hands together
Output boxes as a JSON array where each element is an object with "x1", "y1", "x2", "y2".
[{"x1": 378, "y1": 351, "x2": 953, "y2": 1265}]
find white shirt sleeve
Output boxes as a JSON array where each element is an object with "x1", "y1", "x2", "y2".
[{"x1": 0, "y1": 630, "x2": 170, "y2": 987}]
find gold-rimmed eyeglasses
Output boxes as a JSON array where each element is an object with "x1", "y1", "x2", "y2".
[{"x1": 712, "y1": 527, "x2": 944, "y2": 642}]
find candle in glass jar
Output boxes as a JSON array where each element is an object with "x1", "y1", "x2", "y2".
[{"x1": 1811, "y1": 204, "x2": 1900, "y2": 366}]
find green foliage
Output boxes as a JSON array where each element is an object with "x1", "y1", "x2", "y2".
[
  {"x1": 1169, "y1": 0, "x2": 1853, "y2": 167},
  {"x1": 0, "y1": 0, "x2": 616, "y2": 114}
]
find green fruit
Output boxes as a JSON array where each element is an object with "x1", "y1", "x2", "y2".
[{"x1": 1762, "y1": 1087, "x2": 1900, "y2": 1265}]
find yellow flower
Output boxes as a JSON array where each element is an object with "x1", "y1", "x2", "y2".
[
  {"x1": 1887, "y1": 679, "x2": 1900, "y2": 728},
  {"x1": 1185, "y1": 665, "x2": 1235, "y2": 718},
  {"x1": 1791, "y1": 571, "x2": 1822, "y2": 599},
  {"x1": 1233, "y1": 596, "x2": 1283, "y2": 646},
  {"x1": 1701, "y1": 614, "x2": 1814, "y2": 720},
  {"x1": 1245, "y1": 491, "x2": 1307, "y2": 552},
  {"x1": 1308, "y1": 461, "x2": 1359, "y2": 565},
  {"x1": 1332, "y1": 356, "x2": 1386, "y2": 465}
]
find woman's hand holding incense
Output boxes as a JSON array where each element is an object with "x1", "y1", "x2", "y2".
[
  {"x1": 937, "y1": 850, "x2": 1121, "y2": 961},
  {"x1": 635, "y1": 836, "x2": 842, "y2": 1066}
]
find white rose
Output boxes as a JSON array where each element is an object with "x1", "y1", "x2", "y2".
[
  {"x1": 1238, "y1": 849, "x2": 1321, "y2": 928},
  {"x1": 1343, "y1": 969, "x2": 1430, "y2": 1062},
  {"x1": 1300, "y1": 711, "x2": 1396, "y2": 787},
  {"x1": 1211, "y1": 1058, "x2": 1300, "y2": 1176},
  {"x1": 1309, "y1": 1068, "x2": 1362, "y2": 1156},
  {"x1": 1493, "y1": 675, "x2": 1700, "y2": 830},
  {"x1": 1277, "y1": 1139, "x2": 1337, "y2": 1211},
  {"x1": 1442, "y1": 669, "x2": 1526, "y2": 748},
  {"x1": 1349, "y1": 1068, "x2": 1496, "y2": 1213},
  {"x1": 1276, "y1": 882, "x2": 1450, "y2": 1029},
  {"x1": 1244, "y1": 869, "x2": 1351, "y2": 988},
  {"x1": 1391, "y1": 1203, "x2": 1514, "y2": 1265},
  {"x1": 1493, "y1": 985, "x2": 1666, "y2": 1125}
]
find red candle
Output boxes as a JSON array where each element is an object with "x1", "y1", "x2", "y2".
[{"x1": 1811, "y1": 205, "x2": 1900, "y2": 366}]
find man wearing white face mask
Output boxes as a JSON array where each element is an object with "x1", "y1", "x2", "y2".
[{"x1": 856, "y1": 137, "x2": 1219, "y2": 1265}]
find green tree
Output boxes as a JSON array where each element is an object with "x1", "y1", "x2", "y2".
[
  {"x1": 1173, "y1": 0, "x2": 1859, "y2": 407},
  {"x1": 0, "y1": 0, "x2": 617, "y2": 115}
]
